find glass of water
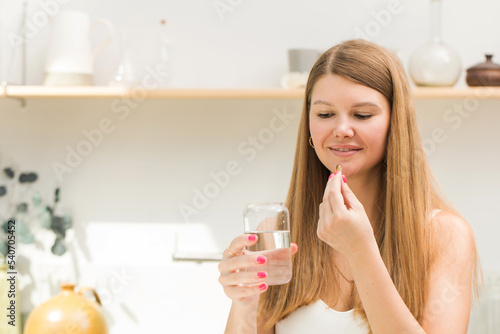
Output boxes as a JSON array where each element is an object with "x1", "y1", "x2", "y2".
[{"x1": 243, "y1": 202, "x2": 292, "y2": 286}]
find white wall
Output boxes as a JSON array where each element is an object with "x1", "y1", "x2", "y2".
[
  {"x1": 2, "y1": 0, "x2": 500, "y2": 87},
  {"x1": 1, "y1": 1, "x2": 499, "y2": 333}
]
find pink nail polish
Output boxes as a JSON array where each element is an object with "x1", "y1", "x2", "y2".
[
  {"x1": 256, "y1": 256, "x2": 266, "y2": 264},
  {"x1": 328, "y1": 174, "x2": 334, "y2": 180},
  {"x1": 248, "y1": 235, "x2": 256, "y2": 241},
  {"x1": 342, "y1": 175, "x2": 347, "y2": 183},
  {"x1": 334, "y1": 171, "x2": 340, "y2": 176},
  {"x1": 259, "y1": 283, "x2": 267, "y2": 291},
  {"x1": 257, "y1": 271, "x2": 267, "y2": 278}
]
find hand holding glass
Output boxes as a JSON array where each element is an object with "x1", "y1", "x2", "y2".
[{"x1": 243, "y1": 203, "x2": 292, "y2": 286}]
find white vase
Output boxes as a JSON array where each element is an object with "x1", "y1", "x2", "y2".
[{"x1": 408, "y1": 0, "x2": 461, "y2": 87}]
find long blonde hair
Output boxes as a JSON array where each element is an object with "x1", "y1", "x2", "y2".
[{"x1": 259, "y1": 39, "x2": 480, "y2": 331}]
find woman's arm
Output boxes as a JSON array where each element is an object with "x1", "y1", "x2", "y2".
[
  {"x1": 224, "y1": 301, "x2": 275, "y2": 334},
  {"x1": 225, "y1": 302, "x2": 258, "y2": 334},
  {"x1": 420, "y1": 211, "x2": 476, "y2": 333},
  {"x1": 346, "y1": 211, "x2": 475, "y2": 334},
  {"x1": 224, "y1": 302, "x2": 275, "y2": 334},
  {"x1": 318, "y1": 171, "x2": 476, "y2": 334},
  {"x1": 346, "y1": 240, "x2": 426, "y2": 333}
]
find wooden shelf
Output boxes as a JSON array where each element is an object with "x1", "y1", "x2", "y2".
[
  {"x1": 411, "y1": 87, "x2": 500, "y2": 100},
  {"x1": 1, "y1": 85, "x2": 500, "y2": 100},
  {"x1": 0, "y1": 86, "x2": 305, "y2": 100}
]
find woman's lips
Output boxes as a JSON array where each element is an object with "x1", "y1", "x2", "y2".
[{"x1": 329, "y1": 147, "x2": 362, "y2": 157}]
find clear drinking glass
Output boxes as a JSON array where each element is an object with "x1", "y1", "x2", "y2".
[{"x1": 243, "y1": 202, "x2": 292, "y2": 286}]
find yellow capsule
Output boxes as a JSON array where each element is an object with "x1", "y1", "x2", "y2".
[{"x1": 335, "y1": 164, "x2": 342, "y2": 173}]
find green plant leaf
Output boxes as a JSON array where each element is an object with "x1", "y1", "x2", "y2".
[
  {"x1": 51, "y1": 216, "x2": 66, "y2": 238},
  {"x1": 18, "y1": 233, "x2": 35, "y2": 244},
  {"x1": 1, "y1": 220, "x2": 9, "y2": 233},
  {"x1": 17, "y1": 203, "x2": 28, "y2": 213},
  {"x1": 38, "y1": 208, "x2": 52, "y2": 229},
  {"x1": 51, "y1": 238, "x2": 66, "y2": 256},
  {"x1": 55, "y1": 188, "x2": 60, "y2": 203},
  {"x1": 19, "y1": 172, "x2": 38, "y2": 183},
  {"x1": 0, "y1": 241, "x2": 7, "y2": 257},
  {"x1": 32, "y1": 191, "x2": 42, "y2": 206},
  {"x1": 63, "y1": 212, "x2": 73, "y2": 229},
  {"x1": 3, "y1": 167, "x2": 14, "y2": 179}
]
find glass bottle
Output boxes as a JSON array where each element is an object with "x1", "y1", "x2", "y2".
[
  {"x1": 0, "y1": 20, "x2": 4, "y2": 84},
  {"x1": 154, "y1": 19, "x2": 172, "y2": 88},
  {"x1": 109, "y1": 31, "x2": 137, "y2": 87},
  {"x1": 408, "y1": 0, "x2": 461, "y2": 86}
]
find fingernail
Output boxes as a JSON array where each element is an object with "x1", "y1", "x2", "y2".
[
  {"x1": 342, "y1": 175, "x2": 347, "y2": 183},
  {"x1": 256, "y1": 256, "x2": 266, "y2": 264},
  {"x1": 328, "y1": 174, "x2": 334, "y2": 180},
  {"x1": 248, "y1": 235, "x2": 256, "y2": 241},
  {"x1": 336, "y1": 164, "x2": 342, "y2": 173},
  {"x1": 257, "y1": 271, "x2": 267, "y2": 278},
  {"x1": 259, "y1": 283, "x2": 267, "y2": 291}
]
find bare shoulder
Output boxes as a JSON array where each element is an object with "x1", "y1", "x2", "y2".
[
  {"x1": 429, "y1": 210, "x2": 476, "y2": 270},
  {"x1": 431, "y1": 210, "x2": 474, "y2": 246}
]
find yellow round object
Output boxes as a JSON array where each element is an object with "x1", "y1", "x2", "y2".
[{"x1": 23, "y1": 283, "x2": 108, "y2": 334}]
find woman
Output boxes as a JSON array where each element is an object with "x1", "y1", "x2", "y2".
[{"x1": 218, "y1": 39, "x2": 480, "y2": 333}]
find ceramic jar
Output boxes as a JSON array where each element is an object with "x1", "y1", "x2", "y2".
[
  {"x1": 23, "y1": 283, "x2": 108, "y2": 334},
  {"x1": 466, "y1": 55, "x2": 500, "y2": 86},
  {"x1": 43, "y1": 10, "x2": 114, "y2": 86}
]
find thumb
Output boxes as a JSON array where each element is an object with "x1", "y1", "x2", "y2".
[{"x1": 341, "y1": 177, "x2": 363, "y2": 210}]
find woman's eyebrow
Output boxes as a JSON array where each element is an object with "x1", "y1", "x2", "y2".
[
  {"x1": 351, "y1": 102, "x2": 381, "y2": 109},
  {"x1": 311, "y1": 100, "x2": 335, "y2": 107}
]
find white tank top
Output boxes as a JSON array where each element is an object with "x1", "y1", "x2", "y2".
[{"x1": 275, "y1": 299, "x2": 367, "y2": 333}]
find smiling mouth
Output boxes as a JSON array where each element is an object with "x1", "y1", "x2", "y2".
[{"x1": 330, "y1": 148, "x2": 362, "y2": 152}]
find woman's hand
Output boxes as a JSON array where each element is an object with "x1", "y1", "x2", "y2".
[
  {"x1": 317, "y1": 169, "x2": 375, "y2": 257},
  {"x1": 218, "y1": 234, "x2": 298, "y2": 306}
]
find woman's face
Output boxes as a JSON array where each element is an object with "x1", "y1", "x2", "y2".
[{"x1": 309, "y1": 74, "x2": 391, "y2": 177}]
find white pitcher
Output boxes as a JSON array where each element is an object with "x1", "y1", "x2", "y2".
[{"x1": 44, "y1": 10, "x2": 114, "y2": 86}]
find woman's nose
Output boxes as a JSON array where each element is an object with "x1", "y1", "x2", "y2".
[{"x1": 332, "y1": 117, "x2": 354, "y2": 138}]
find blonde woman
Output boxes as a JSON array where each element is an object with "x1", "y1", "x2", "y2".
[{"x1": 218, "y1": 39, "x2": 480, "y2": 333}]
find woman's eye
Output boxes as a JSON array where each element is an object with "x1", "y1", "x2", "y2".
[
  {"x1": 318, "y1": 113, "x2": 333, "y2": 118},
  {"x1": 355, "y1": 114, "x2": 372, "y2": 120}
]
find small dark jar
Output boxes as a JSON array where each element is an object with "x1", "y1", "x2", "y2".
[{"x1": 466, "y1": 54, "x2": 500, "y2": 86}]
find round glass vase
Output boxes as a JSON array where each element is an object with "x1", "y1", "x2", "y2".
[{"x1": 408, "y1": 0, "x2": 461, "y2": 87}]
